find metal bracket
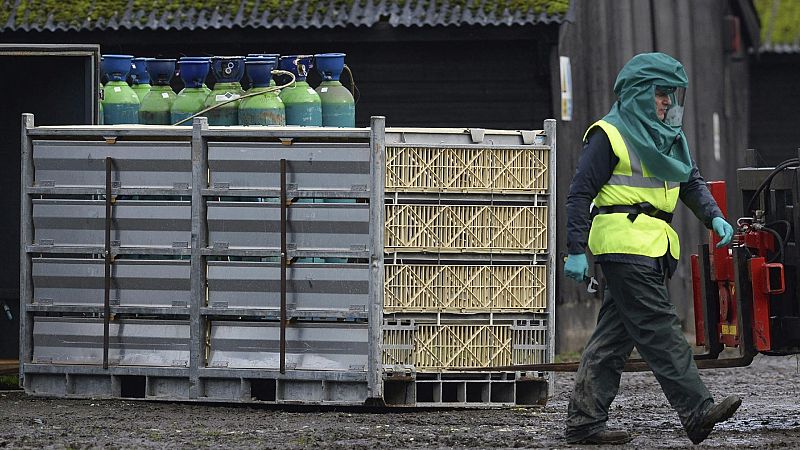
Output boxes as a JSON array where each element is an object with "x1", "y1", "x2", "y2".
[
  {"x1": 520, "y1": 130, "x2": 536, "y2": 145},
  {"x1": 103, "y1": 136, "x2": 117, "y2": 144},
  {"x1": 469, "y1": 128, "x2": 485, "y2": 143},
  {"x1": 279, "y1": 138, "x2": 293, "y2": 146}
]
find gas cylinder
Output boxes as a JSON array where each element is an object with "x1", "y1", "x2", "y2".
[
  {"x1": 101, "y1": 54, "x2": 139, "y2": 124},
  {"x1": 247, "y1": 54, "x2": 280, "y2": 87},
  {"x1": 170, "y1": 59, "x2": 210, "y2": 126},
  {"x1": 178, "y1": 57, "x2": 212, "y2": 96},
  {"x1": 130, "y1": 57, "x2": 152, "y2": 102},
  {"x1": 203, "y1": 56, "x2": 245, "y2": 126},
  {"x1": 314, "y1": 53, "x2": 355, "y2": 127},
  {"x1": 239, "y1": 56, "x2": 285, "y2": 126},
  {"x1": 139, "y1": 59, "x2": 176, "y2": 125},
  {"x1": 278, "y1": 55, "x2": 322, "y2": 126},
  {"x1": 98, "y1": 83, "x2": 104, "y2": 125}
]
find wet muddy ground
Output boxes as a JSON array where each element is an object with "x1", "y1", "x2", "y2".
[{"x1": 0, "y1": 354, "x2": 798, "y2": 449}]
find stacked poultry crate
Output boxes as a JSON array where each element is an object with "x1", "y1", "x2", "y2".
[
  {"x1": 18, "y1": 114, "x2": 554, "y2": 406},
  {"x1": 381, "y1": 121, "x2": 556, "y2": 406}
]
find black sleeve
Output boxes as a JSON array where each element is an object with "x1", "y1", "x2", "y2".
[
  {"x1": 566, "y1": 129, "x2": 617, "y2": 254},
  {"x1": 679, "y1": 162, "x2": 724, "y2": 228}
]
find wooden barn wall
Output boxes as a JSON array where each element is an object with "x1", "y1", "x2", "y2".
[
  {"x1": 555, "y1": 0, "x2": 751, "y2": 352},
  {"x1": 0, "y1": 25, "x2": 557, "y2": 129},
  {"x1": 749, "y1": 53, "x2": 800, "y2": 166}
]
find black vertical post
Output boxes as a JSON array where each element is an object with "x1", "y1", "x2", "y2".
[
  {"x1": 280, "y1": 158, "x2": 287, "y2": 374},
  {"x1": 103, "y1": 156, "x2": 113, "y2": 369}
]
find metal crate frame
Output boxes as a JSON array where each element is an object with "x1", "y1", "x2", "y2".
[
  {"x1": 20, "y1": 115, "x2": 386, "y2": 405},
  {"x1": 19, "y1": 116, "x2": 556, "y2": 407}
]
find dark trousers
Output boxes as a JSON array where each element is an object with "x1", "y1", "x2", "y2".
[{"x1": 565, "y1": 262, "x2": 713, "y2": 442}]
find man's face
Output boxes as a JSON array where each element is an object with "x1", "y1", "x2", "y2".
[{"x1": 655, "y1": 90, "x2": 672, "y2": 121}]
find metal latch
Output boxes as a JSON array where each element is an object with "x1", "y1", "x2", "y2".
[{"x1": 469, "y1": 128, "x2": 485, "y2": 143}]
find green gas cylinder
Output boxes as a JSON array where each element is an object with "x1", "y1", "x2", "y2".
[
  {"x1": 314, "y1": 53, "x2": 355, "y2": 127},
  {"x1": 204, "y1": 56, "x2": 246, "y2": 126},
  {"x1": 247, "y1": 54, "x2": 280, "y2": 86},
  {"x1": 139, "y1": 59, "x2": 176, "y2": 125},
  {"x1": 101, "y1": 55, "x2": 139, "y2": 124},
  {"x1": 130, "y1": 57, "x2": 152, "y2": 102},
  {"x1": 98, "y1": 83, "x2": 104, "y2": 125},
  {"x1": 239, "y1": 56, "x2": 285, "y2": 126},
  {"x1": 278, "y1": 55, "x2": 322, "y2": 126},
  {"x1": 178, "y1": 57, "x2": 212, "y2": 96},
  {"x1": 170, "y1": 59, "x2": 210, "y2": 126}
]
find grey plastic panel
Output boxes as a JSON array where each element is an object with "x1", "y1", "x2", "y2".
[
  {"x1": 33, "y1": 140, "x2": 191, "y2": 188},
  {"x1": 32, "y1": 317, "x2": 190, "y2": 366},
  {"x1": 207, "y1": 202, "x2": 369, "y2": 250},
  {"x1": 208, "y1": 321, "x2": 368, "y2": 371},
  {"x1": 33, "y1": 258, "x2": 190, "y2": 307},
  {"x1": 32, "y1": 199, "x2": 191, "y2": 247},
  {"x1": 207, "y1": 262, "x2": 368, "y2": 311},
  {"x1": 207, "y1": 142, "x2": 370, "y2": 191}
]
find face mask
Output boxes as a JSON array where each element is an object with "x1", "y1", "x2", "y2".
[{"x1": 655, "y1": 86, "x2": 686, "y2": 127}]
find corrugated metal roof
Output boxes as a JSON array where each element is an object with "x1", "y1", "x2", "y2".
[
  {"x1": 754, "y1": 0, "x2": 800, "y2": 53},
  {"x1": 0, "y1": 0, "x2": 570, "y2": 33}
]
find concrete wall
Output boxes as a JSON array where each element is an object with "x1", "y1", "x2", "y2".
[{"x1": 554, "y1": 0, "x2": 752, "y2": 352}]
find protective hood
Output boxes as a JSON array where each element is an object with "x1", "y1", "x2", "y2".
[{"x1": 602, "y1": 52, "x2": 693, "y2": 182}]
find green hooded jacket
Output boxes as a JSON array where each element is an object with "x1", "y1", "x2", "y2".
[{"x1": 602, "y1": 53, "x2": 693, "y2": 182}]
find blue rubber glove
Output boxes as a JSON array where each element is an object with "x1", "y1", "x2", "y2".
[
  {"x1": 564, "y1": 253, "x2": 589, "y2": 282},
  {"x1": 712, "y1": 216, "x2": 734, "y2": 248}
]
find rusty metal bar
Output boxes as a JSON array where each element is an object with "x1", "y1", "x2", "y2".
[
  {"x1": 458, "y1": 351, "x2": 755, "y2": 373},
  {"x1": 103, "y1": 156, "x2": 113, "y2": 370},
  {"x1": 279, "y1": 158, "x2": 287, "y2": 374}
]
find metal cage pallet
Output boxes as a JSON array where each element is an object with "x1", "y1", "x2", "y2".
[
  {"x1": 20, "y1": 116, "x2": 386, "y2": 405},
  {"x1": 384, "y1": 263, "x2": 547, "y2": 312},
  {"x1": 19, "y1": 116, "x2": 556, "y2": 407}
]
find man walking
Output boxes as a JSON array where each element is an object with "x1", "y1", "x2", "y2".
[{"x1": 563, "y1": 53, "x2": 741, "y2": 445}]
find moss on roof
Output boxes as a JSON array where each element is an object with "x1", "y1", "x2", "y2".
[
  {"x1": 0, "y1": 0, "x2": 570, "y2": 30},
  {"x1": 754, "y1": 0, "x2": 800, "y2": 47}
]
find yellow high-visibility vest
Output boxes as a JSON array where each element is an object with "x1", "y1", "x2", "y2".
[{"x1": 586, "y1": 120, "x2": 682, "y2": 259}]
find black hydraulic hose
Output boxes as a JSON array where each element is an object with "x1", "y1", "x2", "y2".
[
  {"x1": 762, "y1": 226, "x2": 785, "y2": 263},
  {"x1": 766, "y1": 220, "x2": 792, "y2": 245},
  {"x1": 745, "y1": 158, "x2": 799, "y2": 214}
]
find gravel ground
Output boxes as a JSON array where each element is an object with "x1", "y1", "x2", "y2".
[{"x1": 0, "y1": 354, "x2": 798, "y2": 449}]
